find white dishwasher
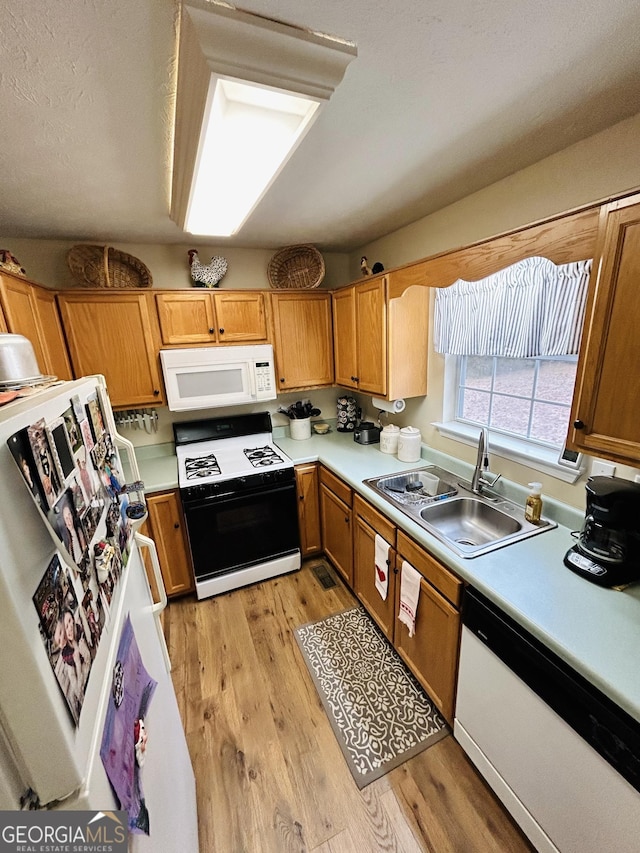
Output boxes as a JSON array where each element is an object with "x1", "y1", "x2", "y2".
[{"x1": 454, "y1": 587, "x2": 640, "y2": 853}]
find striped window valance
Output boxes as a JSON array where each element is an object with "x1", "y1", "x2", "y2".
[{"x1": 433, "y1": 256, "x2": 592, "y2": 357}]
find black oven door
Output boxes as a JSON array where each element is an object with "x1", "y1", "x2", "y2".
[{"x1": 182, "y1": 481, "x2": 300, "y2": 582}]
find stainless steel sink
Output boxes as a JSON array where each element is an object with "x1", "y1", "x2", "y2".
[{"x1": 363, "y1": 466, "x2": 556, "y2": 558}]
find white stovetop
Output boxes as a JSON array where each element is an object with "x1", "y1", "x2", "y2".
[{"x1": 175, "y1": 433, "x2": 292, "y2": 488}]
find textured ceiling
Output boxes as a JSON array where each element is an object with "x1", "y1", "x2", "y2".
[{"x1": 2, "y1": 0, "x2": 640, "y2": 251}]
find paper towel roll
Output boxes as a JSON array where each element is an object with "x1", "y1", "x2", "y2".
[{"x1": 371, "y1": 397, "x2": 406, "y2": 414}]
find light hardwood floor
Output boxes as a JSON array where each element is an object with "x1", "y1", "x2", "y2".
[{"x1": 163, "y1": 561, "x2": 534, "y2": 853}]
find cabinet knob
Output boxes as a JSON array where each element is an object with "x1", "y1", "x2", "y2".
[
  {"x1": 219, "y1": 328, "x2": 224, "y2": 334},
  {"x1": 344, "y1": 516, "x2": 349, "y2": 524},
  {"x1": 153, "y1": 389, "x2": 160, "y2": 396},
  {"x1": 209, "y1": 328, "x2": 215, "y2": 334},
  {"x1": 280, "y1": 378, "x2": 285, "y2": 383},
  {"x1": 174, "y1": 522, "x2": 180, "y2": 529},
  {"x1": 573, "y1": 419, "x2": 585, "y2": 430},
  {"x1": 299, "y1": 494, "x2": 304, "y2": 501}
]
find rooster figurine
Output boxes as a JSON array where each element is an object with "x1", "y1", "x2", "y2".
[
  {"x1": 360, "y1": 256, "x2": 372, "y2": 276},
  {"x1": 187, "y1": 250, "x2": 228, "y2": 288}
]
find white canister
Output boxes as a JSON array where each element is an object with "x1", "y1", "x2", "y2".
[
  {"x1": 289, "y1": 417, "x2": 311, "y2": 440},
  {"x1": 380, "y1": 423, "x2": 400, "y2": 454},
  {"x1": 397, "y1": 426, "x2": 422, "y2": 462}
]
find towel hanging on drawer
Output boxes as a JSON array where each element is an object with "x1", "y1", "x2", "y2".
[
  {"x1": 398, "y1": 561, "x2": 422, "y2": 638},
  {"x1": 374, "y1": 534, "x2": 390, "y2": 601}
]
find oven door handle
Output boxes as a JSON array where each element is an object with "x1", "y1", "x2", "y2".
[{"x1": 184, "y1": 482, "x2": 295, "y2": 507}]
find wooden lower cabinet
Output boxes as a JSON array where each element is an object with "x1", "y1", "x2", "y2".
[
  {"x1": 353, "y1": 494, "x2": 396, "y2": 640},
  {"x1": 319, "y1": 466, "x2": 353, "y2": 585},
  {"x1": 143, "y1": 490, "x2": 194, "y2": 598},
  {"x1": 295, "y1": 463, "x2": 321, "y2": 556},
  {"x1": 393, "y1": 531, "x2": 462, "y2": 724}
]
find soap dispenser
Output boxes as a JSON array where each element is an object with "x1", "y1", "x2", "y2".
[{"x1": 525, "y1": 482, "x2": 543, "y2": 524}]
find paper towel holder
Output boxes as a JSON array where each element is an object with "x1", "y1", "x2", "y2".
[{"x1": 371, "y1": 396, "x2": 406, "y2": 414}]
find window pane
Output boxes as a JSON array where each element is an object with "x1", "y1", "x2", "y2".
[
  {"x1": 490, "y1": 394, "x2": 531, "y2": 435},
  {"x1": 494, "y1": 357, "x2": 535, "y2": 396},
  {"x1": 530, "y1": 402, "x2": 571, "y2": 445},
  {"x1": 460, "y1": 389, "x2": 490, "y2": 424},
  {"x1": 463, "y1": 356, "x2": 493, "y2": 391},
  {"x1": 535, "y1": 360, "x2": 577, "y2": 404}
]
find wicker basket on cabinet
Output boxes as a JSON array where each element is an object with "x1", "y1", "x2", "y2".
[
  {"x1": 267, "y1": 244, "x2": 325, "y2": 289},
  {"x1": 66, "y1": 244, "x2": 153, "y2": 289}
]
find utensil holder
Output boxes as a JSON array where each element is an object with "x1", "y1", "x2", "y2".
[{"x1": 290, "y1": 418, "x2": 311, "y2": 440}]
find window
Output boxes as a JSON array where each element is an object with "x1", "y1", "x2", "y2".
[
  {"x1": 435, "y1": 353, "x2": 583, "y2": 483},
  {"x1": 457, "y1": 354, "x2": 577, "y2": 448}
]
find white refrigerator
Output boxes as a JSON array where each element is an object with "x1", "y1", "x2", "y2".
[{"x1": 0, "y1": 376, "x2": 198, "y2": 851}]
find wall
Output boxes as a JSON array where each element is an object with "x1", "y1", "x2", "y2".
[
  {"x1": 352, "y1": 112, "x2": 640, "y2": 509},
  {"x1": 0, "y1": 240, "x2": 351, "y2": 292}
]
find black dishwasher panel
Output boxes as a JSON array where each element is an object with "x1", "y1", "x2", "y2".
[{"x1": 463, "y1": 587, "x2": 640, "y2": 794}]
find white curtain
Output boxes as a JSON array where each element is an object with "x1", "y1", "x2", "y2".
[{"x1": 433, "y1": 256, "x2": 592, "y2": 357}]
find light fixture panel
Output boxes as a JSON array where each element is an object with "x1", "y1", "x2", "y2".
[{"x1": 171, "y1": 1, "x2": 356, "y2": 236}]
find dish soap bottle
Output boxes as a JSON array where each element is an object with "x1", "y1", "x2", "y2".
[{"x1": 525, "y1": 482, "x2": 543, "y2": 524}]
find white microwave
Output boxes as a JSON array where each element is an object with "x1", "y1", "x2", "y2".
[{"x1": 160, "y1": 345, "x2": 277, "y2": 411}]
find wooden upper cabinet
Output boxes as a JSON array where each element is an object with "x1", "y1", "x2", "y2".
[
  {"x1": 333, "y1": 274, "x2": 430, "y2": 400},
  {"x1": 355, "y1": 278, "x2": 387, "y2": 396},
  {"x1": 333, "y1": 278, "x2": 386, "y2": 395},
  {"x1": 270, "y1": 291, "x2": 333, "y2": 391},
  {"x1": 156, "y1": 291, "x2": 217, "y2": 344},
  {"x1": 57, "y1": 291, "x2": 164, "y2": 408},
  {"x1": 332, "y1": 286, "x2": 358, "y2": 388},
  {"x1": 0, "y1": 273, "x2": 72, "y2": 379},
  {"x1": 568, "y1": 194, "x2": 640, "y2": 466},
  {"x1": 155, "y1": 291, "x2": 267, "y2": 345}
]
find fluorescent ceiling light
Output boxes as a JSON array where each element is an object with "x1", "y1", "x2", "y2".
[
  {"x1": 186, "y1": 78, "x2": 320, "y2": 236},
  {"x1": 171, "y1": 1, "x2": 356, "y2": 237}
]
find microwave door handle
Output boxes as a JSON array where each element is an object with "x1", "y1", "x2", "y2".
[{"x1": 248, "y1": 363, "x2": 257, "y2": 398}]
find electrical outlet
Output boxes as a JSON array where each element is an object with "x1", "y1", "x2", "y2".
[{"x1": 591, "y1": 460, "x2": 616, "y2": 477}]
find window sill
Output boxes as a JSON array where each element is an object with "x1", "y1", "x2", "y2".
[{"x1": 432, "y1": 421, "x2": 585, "y2": 484}]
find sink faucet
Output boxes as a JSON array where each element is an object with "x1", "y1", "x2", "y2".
[
  {"x1": 471, "y1": 428, "x2": 489, "y2": 493},
  {"x1": 461, "y1": 428, "x2": 502, "y2": 495}
]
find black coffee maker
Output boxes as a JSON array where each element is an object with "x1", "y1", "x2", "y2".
[{"x1": 564, "y1": 476, "x2": 640, "y2": 586}]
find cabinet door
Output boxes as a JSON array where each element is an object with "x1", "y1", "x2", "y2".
[
  {"x1": 353, "y1": 498, "x2": 396, "y2": 640},
  {"x1": 568, "y1": 196, "x2": 640, "y2": 465},
  {"x1": 155, "y1": 292, "x2": 217, "y2": 345},
  {"x1": 394, "y1": 559, "x2": 460, "y2": 723},
  {"x1": 58, "y1": 292, "x2": 164, "y2": 408},
  {"x1": 271, "y1": 292, "x2": 334, "y2": 390},
  {"x1": 295, "y1": 463, "x2": 321, "y2": 556},
  {"x1": 355, "y1": 277, "x2": 387, "y2": 395},
  {"x1": 320, "y1": 483, "x2": 352, "y2": 586},
  {"x1": 145, "y1": 491, "x2": 195, "y2": 598},
  {"x1": 0, "y1": 275, "x2": 48, "y2": 374},
  {"x1": 214, "y1": 292, "x2": 267, "y2": 342},
  {"x1": 332, "y1": 286, "x2": 358, "y2": 389},
  {"x1": 31, "y1": 287, "x2": 73, "y2": 380}
]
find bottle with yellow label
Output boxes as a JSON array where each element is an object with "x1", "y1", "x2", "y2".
[{"x1": 525, "y1": 482, "x2": 543, "y2": 524}]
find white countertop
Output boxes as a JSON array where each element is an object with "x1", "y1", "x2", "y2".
[{"x1": 133, "y1": 429, "x2": 640, "y2": 725}]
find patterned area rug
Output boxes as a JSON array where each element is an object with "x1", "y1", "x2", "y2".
[{"x1": 295, "y1": 606, "x2": 449, "y2": 788}]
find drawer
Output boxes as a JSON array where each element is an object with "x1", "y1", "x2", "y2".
[
  {"x1": 354, "y1": 493, "x2": 396, "y2": 546},
  {"x1": 319, "y1": 466, "x2": 352, "y2": 507},
  {"x1": 396, "y1": 530, "x2": 462, "y2": 608}
]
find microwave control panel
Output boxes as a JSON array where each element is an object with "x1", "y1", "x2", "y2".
[{"x1": 255, "y1": 360, "x2": 276, "y2": 398}]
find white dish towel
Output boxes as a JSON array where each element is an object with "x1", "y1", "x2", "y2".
[
  {"x1": 374, "y1": 534, "x2": 390, "y2": 600},
  {"x1": 398, "y1": 560, "x2": 422, "y2": 638}
]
